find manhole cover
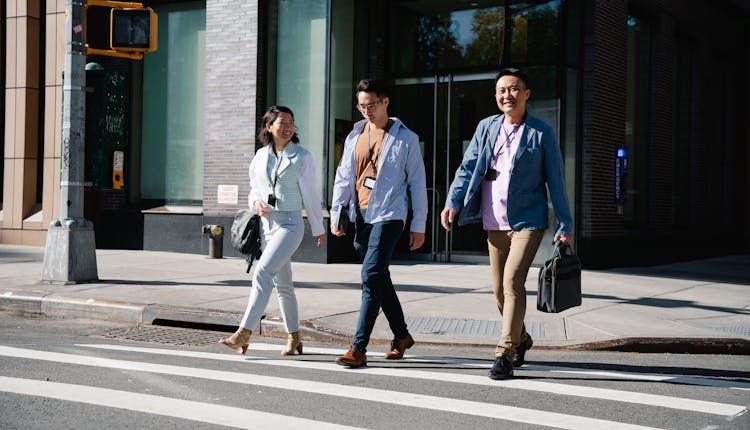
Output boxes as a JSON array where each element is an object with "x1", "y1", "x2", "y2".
[{"x1": 95, "y1": 325, "x2": 228, "y2": 346}]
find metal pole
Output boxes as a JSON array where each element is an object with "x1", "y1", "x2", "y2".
[
  {"x1": 431, "y1": 75, "x2": 438, "y2": 261},
  {"x1": 42, "y1": 0, "x2": 99, "y2": 282},
  {"x1": 445, "y1": 74, "x2": 452, "y2": 263}
]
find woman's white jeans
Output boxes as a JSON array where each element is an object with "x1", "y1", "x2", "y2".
[{"x1": 239, "y1": 210, "x2": 304, "y2": 333}]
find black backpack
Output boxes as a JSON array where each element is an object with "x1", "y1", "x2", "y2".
[{"x1": 230, "y1": 209, "x2": 262, "y2": 273}]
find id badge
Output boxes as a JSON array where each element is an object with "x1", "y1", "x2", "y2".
[
  {"x1": 267, "y1": 194, "x2": 277, "y2": 206},
  {"x1": 363, "y1": 176, "x2": 376, "y2": 190},
  {"x1": 485, "y1": 169, "x2": 497, "y2": 181}
]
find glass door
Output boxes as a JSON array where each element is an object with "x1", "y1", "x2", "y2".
[{"x1": 391, "y1": 73, "x2": 498, "y2": 262}]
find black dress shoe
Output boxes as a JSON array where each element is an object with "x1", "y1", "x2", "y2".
[
  {"x1": 488, "y1": 355, "x2": 514, "y2": 380},
  {"x1": 512, "y1": 334, "x2": 533, "y2": 368}
]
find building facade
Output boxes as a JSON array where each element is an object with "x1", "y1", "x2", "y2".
[{"x1": 2, "y1": 0, "x2": 749, "y2": 268}]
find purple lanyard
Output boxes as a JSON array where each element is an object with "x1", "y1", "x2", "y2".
[{"x1": 490, "y1": 124, "x2": 521, "y2": 168}]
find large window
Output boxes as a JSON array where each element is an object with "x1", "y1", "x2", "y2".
[
  {"x1": 141, "y1": 2, "x2": 205, "y2": 203},
  {"x1": 388, "y1": 0, "x2": 560, "y2": 76},
  {"x1": 266, "y1": 0, "x2": 328, "y2": 202}
]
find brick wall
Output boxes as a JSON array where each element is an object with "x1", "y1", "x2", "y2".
[
  {"x1": 580, "y1": 0, "x2": 627, "y2": 239},
  {"x1": 648, "y1": 13, "x2": 675, "y2": 230},
  {"x1": 203, "y1": 1, "x2": 259, "y2": 217},
  {"x1": 580, "y1": 0, "x2": 749, "y2": 265}
]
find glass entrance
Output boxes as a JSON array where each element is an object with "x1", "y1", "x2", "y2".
[
  {"x1": 391, "y1": 74, "x2": 498, "y2": 261},
  {"x1": 328, "y1": 0, "x2": 568, "y2": 263}
]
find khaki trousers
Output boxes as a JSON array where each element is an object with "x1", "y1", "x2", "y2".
[{"x1": 487, "y1": 229, "x2": 544, "y2": 358}]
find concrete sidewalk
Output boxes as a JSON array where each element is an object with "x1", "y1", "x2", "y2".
[{"x1": 1, "y1": 244, "x2": 749, "y2": 354}]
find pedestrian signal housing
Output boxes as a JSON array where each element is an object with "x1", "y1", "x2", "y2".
[{"x1": 110, "y1": 8, "x2": 158, "y2": 52}]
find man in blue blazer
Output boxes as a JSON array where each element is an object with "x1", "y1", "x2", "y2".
[{"x1": 441, "y1": 68, "x2": 573, "y2": 380}]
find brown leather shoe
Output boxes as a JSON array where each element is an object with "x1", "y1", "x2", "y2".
[
  {"x1": 384, "y1": 334, "x2": 414, "y2": 359},
  {"x1": 335, "y1": 346, "x2": 367, "y2": 368}
]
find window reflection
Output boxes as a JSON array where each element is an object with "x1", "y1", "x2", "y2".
[{"x1": 392, "y1": 0, "x2": 560, "y2": 75}]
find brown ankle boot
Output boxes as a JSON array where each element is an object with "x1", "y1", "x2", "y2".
[
  {"x1": 335, "y1": 345, "x2": 367, "y2": 368},
  {"x1": 384, "y1": 334, "x2": 414, "y2": 359},
  {"x1": 280, "y1": 331, "x2": 303, "y2": 355},
  {"x1": 218, "y1": 327, "x2": 252, "y2": 355}
]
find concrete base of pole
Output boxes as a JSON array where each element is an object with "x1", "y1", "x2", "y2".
[{"x1": 42, "y1": 219, "x2": 99, "y2": 283}]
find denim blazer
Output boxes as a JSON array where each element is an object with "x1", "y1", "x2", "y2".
[{"x1": 445, "y1": 113, "x2": 573, "y2": 236}]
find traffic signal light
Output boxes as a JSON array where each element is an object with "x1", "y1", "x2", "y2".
[{"x1": 110, "y1": 8, "x2": 158, "y2": 53}]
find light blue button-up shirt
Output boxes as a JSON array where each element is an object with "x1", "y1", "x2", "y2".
[{"x1": 331, "y1": 118, "x2": 428, "y2": 233}]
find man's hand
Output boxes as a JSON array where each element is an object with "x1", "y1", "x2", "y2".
[
  {"x1": 553, "y1": 233, "x2": 570, "y2": 245},
  {"x1": 330, "y1": 223, "x2": 345, "y2": 237},
  {"x1": 409, "y1": 232, "x2": 425, "y2": 251},
  {"x1": 440, "y1": 207, "x2": 457, "y2": 231}
]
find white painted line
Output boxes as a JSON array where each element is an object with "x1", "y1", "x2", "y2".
[
  {"x1": 80, "y1": 343, "x2": 748, "y2": 417},
  {"x1": 231, "y1": 342, "x2": 491, "y2": 364},
  {"x1": 0, "y1": 346, "x2": 659, "y2": 430},
  {"x1": 0, "y1": 376, "x2": 363, "y2": 430},
  {"x1": 541, "y1": 368, "x2": 750, "y2": 392},
  {"x1": 245, "y1": 342, "x2": 750, "y2": 391}
]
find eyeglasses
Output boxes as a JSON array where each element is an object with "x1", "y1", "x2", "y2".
[{"x1": 355, "y1": 99, "x2": 382, "y2": 113}]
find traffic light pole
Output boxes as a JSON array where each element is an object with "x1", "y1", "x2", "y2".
[{"x1": 42, "y1": 0, "x2": 98, "y2": 282}]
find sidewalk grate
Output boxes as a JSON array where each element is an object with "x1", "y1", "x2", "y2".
[
  {"x1": 405, "y1": 317, "x2": 545, "y2": 339},
  {"x1": 714, "y1": 324, "x2": 750, "y2": 338},
  {"x1": 95, "y1": 325, "x2": 228, "y2": 346}
]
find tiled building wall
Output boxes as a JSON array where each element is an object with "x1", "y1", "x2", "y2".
[
  {"x1": 42, "y1": 0, "x2": 63, "y2": 239},
  {"x1": 202, "y1": 0, "x2": 259, "y2": 217},
  {"x1": 1, "y1": 0, "x2": 48, "y2": 245}
]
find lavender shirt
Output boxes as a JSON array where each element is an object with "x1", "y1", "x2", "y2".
[{"x1": 481, "y1": 123, "x2": 525, "y2": 230}]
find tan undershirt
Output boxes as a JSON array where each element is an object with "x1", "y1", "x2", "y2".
[{"x1": 355, "y1": 121, "x2": 391, "y2": 209}]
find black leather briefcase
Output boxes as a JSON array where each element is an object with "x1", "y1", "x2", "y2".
[{"x1": 537, "y1": 242, "x2": 582, "y2": 313}]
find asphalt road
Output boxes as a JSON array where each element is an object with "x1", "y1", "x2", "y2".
[{"x1": 1, "y1": 313, "x2": 748, "y2": 430}]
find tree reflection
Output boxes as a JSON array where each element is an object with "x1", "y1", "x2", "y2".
[
  {"x1": 416, "y1": 15, "x2": 462, "y2": 72},
  {"x1": 412, "y1": 2, "x2": 559, "y2": 72},
  {"x1": 466, "y1": 8, "x2": 504, "y2": 67}
]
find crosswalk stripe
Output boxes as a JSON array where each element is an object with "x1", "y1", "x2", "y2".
[
  {"x1": 226, "y1": 343, "x2": 750, "y2": 391},
  {"x1": 544, "y1": 368, "x2": 750, "y2": 391},
  {"x1": 80, "y1": 343, "x2": 747, "y2": 417},
  {"x1": 0, "y1": 346, "x2": 661, "y2": 430},
  {"x1": 0, "y1": 376, "x2": 363, "y2": 430}
]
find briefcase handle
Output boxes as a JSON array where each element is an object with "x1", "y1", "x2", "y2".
[{"x1": 552, "y1": 240, "x2": 575, "y2": 258}]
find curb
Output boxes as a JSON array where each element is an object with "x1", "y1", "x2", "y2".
[
  {"x1": 1, "y1": 291, "x2": 144, "y2": 323},
  {"x1": 2, "y1": 293, "x2": 749, "y2": 355},
  {"x1": 559, "y1": 337, "x2": 750, "y2": 355}
]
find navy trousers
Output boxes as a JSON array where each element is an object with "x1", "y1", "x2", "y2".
[{"x1": 352, "y1": 208, "x2": 409, "y2": 353}]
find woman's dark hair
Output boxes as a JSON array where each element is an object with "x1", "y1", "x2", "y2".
[
  {"x1": 258, "y1": 105, "x2": 299, "y2": 146},
  {"x1": 355, "y1": 79, "x2": 389, "y2": 99}
]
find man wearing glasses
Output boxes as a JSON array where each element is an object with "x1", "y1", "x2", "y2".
[
  {"x1": 330, "y1": 79, "x2": 428, "y2": 368},
  {"x1": 441, "y1": 68, "x2": 573, "y2": 380}
]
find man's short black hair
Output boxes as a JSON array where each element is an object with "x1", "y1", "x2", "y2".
[
  {"x1": 355, "y1": 79, "x2": 389, "y2": 99},
  {"x1": 495, "y1": 67, "x2": 530, "y2": 89}
]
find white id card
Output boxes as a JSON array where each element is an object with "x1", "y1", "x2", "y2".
[{"x1": 363, "y1": 176, "x2": 376, "y2": 189}]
